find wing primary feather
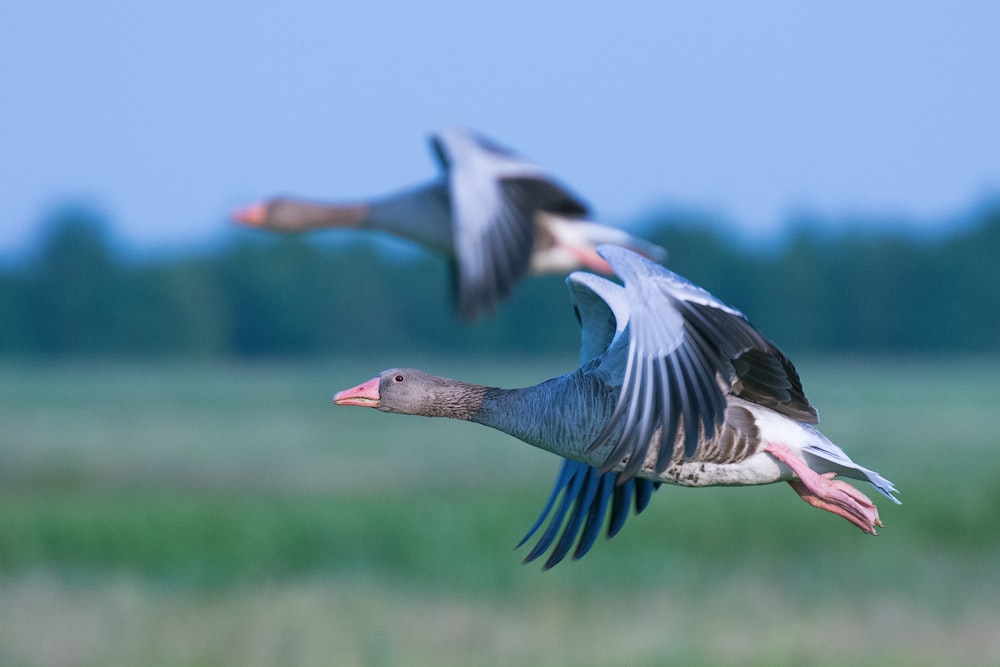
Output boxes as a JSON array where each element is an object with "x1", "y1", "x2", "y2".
[
  {"x1": 659, "y1": 354, "x2": 687, "y2": 470},
  {"x1": 676, "y1": 332, "x2": 725, "y2": 459},
  {"x1": 607, "y1": 481, "x2": 634, "y2": 538},
  {"x1": 634, "y1": 478, "x2": 656, "y2": 513},
  {"x1": 689, "y1": 332, "x2": 729, "y2": 444},
  {"x1": 574, "y1": 472, "x2": 616, "y2": 559},
  {"x1": 684, "y1": 336, "x2": 724, "y2": 458},
  {"x1": 651, "y1": 355, "x2": 675, "y2": 474},
  {"x1": 679, "y1": 354, "x2": 702, "y2": 460},
  {"x1": 588, "y1": 346, "x2": 636, "y2": 458},
  {"x1": 620, "y1": 356, "x2": 657, "y2": 480},
  {"x1": 519, "y1": 465, "x2": 662, "y2": 566},
  {"x1": 543, "y1": 466, "x2": 603, "y2": 569},
  {"x1": 523, "y1": 464, "x2": 586, "y2": 564},
  {"x1": 517, "y1": 461, "x2": 574, "y2": 549},
  {"x1": 595, "y1": 354, "x2": 644, "y2": 474}
]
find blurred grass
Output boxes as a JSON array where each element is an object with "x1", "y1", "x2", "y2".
[{"x1": 1, "y1": 356, "x2": 999, "y2": 666}]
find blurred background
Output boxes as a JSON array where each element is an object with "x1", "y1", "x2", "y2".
[{"x1": 2, "y1": 3, "x2": 999, "y2": 665}]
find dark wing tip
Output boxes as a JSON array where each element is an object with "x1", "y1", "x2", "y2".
[{"x1": 519, "y1": 460, "x2": 659, "y2": 569}]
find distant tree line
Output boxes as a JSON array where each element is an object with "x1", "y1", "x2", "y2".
[{"x1": 1, "y1": 203, "x2": 998, "y2": 359}]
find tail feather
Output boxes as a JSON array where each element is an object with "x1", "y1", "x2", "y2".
[{"x1": 801, "y1": 438, "x2": 901, "y2": 505}]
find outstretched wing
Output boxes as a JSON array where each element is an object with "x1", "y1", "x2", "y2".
[
  {"x1": 518, "y1": 460, "x2": 659, "y2": 569},
  {"x1": 565, "y1": 271, "x2": 628, "y2": 365},
  {"x1": 590, "y1": 244, "x2": 817, "y2": 480},
  {"x1": 518, "y1": 271, "x2": 657, "y2": 568},
  {"x1": 431, "y1": 127, "x2": 589, "y2": 320}
]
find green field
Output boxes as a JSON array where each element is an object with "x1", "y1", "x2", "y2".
[{"x1": 1, "y1": 356, "x2": 998, "y2": 666}]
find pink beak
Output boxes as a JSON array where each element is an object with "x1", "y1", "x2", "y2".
[
  {"x1": 230, "y1": 202, "x2": 268, "y2": 227},
  {"x1": 333, "y1": 376, "x2": 381, "y2": 408}
]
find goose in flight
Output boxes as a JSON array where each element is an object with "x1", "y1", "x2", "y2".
[
  {"x1": 333, "y1": 245, "x2": 899, "y2": 568},
  {"x1": 232, "y1": 128, "x2": 666, "y2": 320}
]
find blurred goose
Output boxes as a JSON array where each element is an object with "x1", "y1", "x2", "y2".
[
  {"x1": 333, "y1": 245, "x2": 899, "y2": 568},
  {"x1": 232, "y1": 127, "x2": 666, "y2": 320}
]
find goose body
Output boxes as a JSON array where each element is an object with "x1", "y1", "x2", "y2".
[
  {"x1": 334, "y1": 245, "x2": 899, "y2": 567},
  {"x1": 232, "y1": 128, "x2": 666, "y2": 319}
]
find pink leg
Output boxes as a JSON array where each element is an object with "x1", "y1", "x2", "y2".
[
  {"x1": 764, "y1": 442, "x2": 883, "y2": 535},
  {"x1": 568, "y1": 246, "x2": 614, "y2": 274}
]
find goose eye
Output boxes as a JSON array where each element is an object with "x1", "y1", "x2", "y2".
[{"x1": 393, "y1": 374, "x2": 405, "y2": 383}]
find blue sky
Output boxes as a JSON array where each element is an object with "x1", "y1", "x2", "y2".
[{"x1": 2, "y1": 2, "x2": 998, "y2": 255}]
